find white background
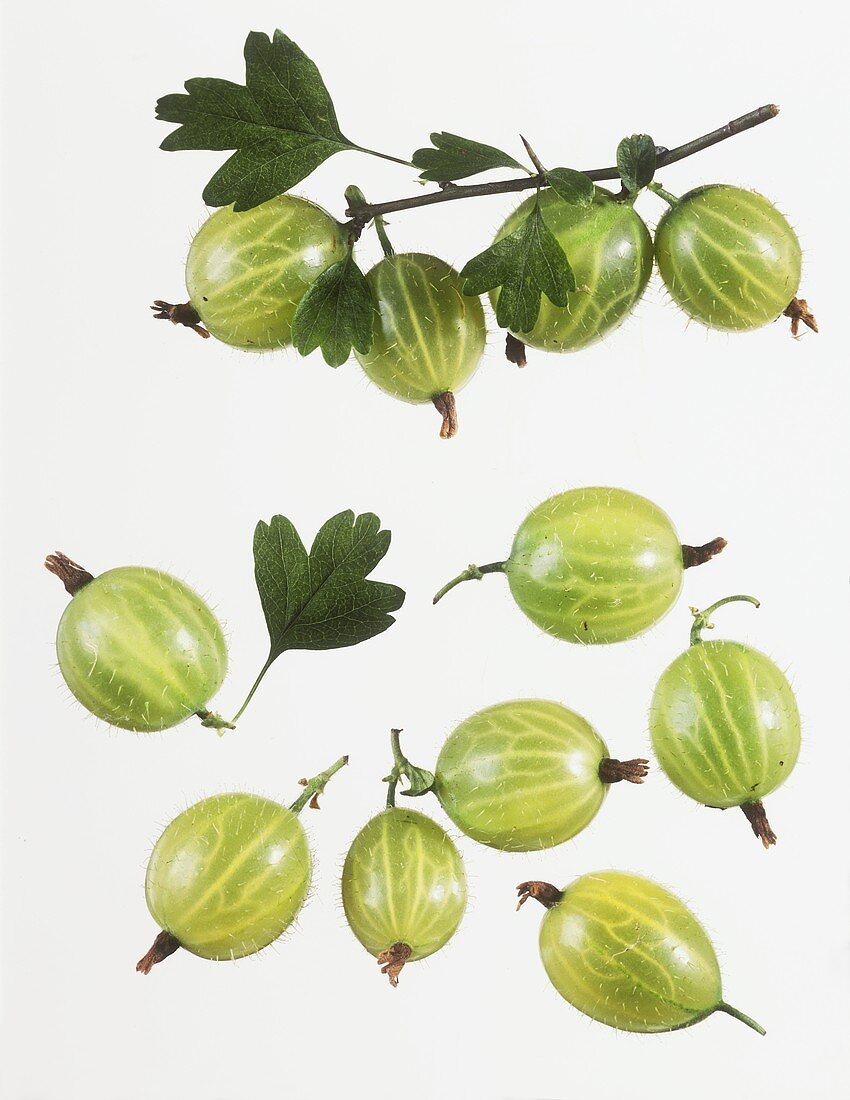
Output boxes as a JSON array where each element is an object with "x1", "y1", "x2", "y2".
[{"x1": 1, "y1": 1, "x2": 848, "y2": 1097}]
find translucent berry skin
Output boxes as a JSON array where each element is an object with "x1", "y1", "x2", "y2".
[
  {"x1": 145, "y1": 794, "x2": 311, "y2": 961},
  {"x1": 539, "y1": 872, "x2": 723, "y2": 1033},
  {"x1": 654, "y1": 185, "x2": 801, "y2": 332},
  {"x1": 354, "y1": 253, "x2": 486, "y2": 402},
  {"x1": 650, "y1": 641, "x2": 801, "y2": 809},
  {"x1": 56, "y1": 567, "x2": 227, "y2": 732},
  {"x1": 435, "y1": 700, "x2": 610, "y2": 851},
  {"x1": 186, "y1": 195, "x2": 345, "y2": 350},
  {"x1": 341, "y1": 808, "x2": 467, "y2": 962},
  {"x1": 505, "y1": 487, "x2": 684, "y2": 645},
  {"x1": 490, "y1": 188, "x2": 652, "y2": 352}
]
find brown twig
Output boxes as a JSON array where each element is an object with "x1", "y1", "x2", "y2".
[{"x1": 345, "y1": 106, "x2": 780, "y2": 222}]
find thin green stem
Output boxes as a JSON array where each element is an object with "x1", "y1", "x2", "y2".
[
  {"x1": 228, "y1": 656, "x2": 274, "y2": 726},
  {"x1": 354, "y1": 145, "x2": 417, "y2": 169},
  {"x1": 346, "y1": 183, "x2": 395, "y2": 256},
  {"x1": 716, "y1": 1002, "x2": 766, "y2": 1036},
  {"x1": 382, "y1": 728, "x2": 434, "y2": 807},
  {"x1": 289, "y1": 755, "x2": 349, "y2": 814},
  {"x1": 432, "y1": 561, "x2": 506, "y2": 605},
  {"x1": 690, "y1": 595, "x2": 761, "y2": 646},
  {"x1": 648, "y1": 181, "x2": 680, "y2": 206}
]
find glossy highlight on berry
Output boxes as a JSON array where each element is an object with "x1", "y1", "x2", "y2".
[
  {"x1": 435, "y1": 699, "x2": 648, "y2": 851},
  {"x1": 518, "y1": 871, "x2": 765, "y2": 1035}
]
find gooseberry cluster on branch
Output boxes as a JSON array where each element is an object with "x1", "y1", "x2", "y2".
[{"x1": 152, "y1": 29, "x2": 817, "y2": 438}]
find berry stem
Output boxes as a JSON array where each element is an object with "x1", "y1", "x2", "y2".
[
  {"x1": 648, "y1": 181, "x2": 680, "y2": 206},
  {"x1": 681, "y1": 537, "x2": 727, "y2": 569},
  {"x1": 516, "y1": 881, "x2": 564, "y2": 911},
  {"x1": 345, "y1": 105, "x2": 779, "y2": 223},
  {"x1": 196, "y1": 710, "x2": 236, "y2": 733},
  {"x1": 740, "y1": 800, "x2": 777, "y2": 849},
  {"x1": 716, "y1": 1002, "x2": 767, "y2": 1035},
  {"x1": 44, "y1": 552, "x2": 94, "y2": 596},
  {"x1": 690, "y1": 594, "x2": 761, "y2": 646},
  {"x1": 383, "y1": 729, "x2": 434, "y2": 808},
  {"x1": 136, "y1": 930, "x2": 181, "y2": 975},
  {"x1": 432, "y1": 392, "x2": 458, "y2": 439},
  {"x1": 432, "y1": 561, "x2": 506, "y2": 605},
  {"x1": 290, "y1": 754, "x2": 349, "y2": 814},
  {"x1": 598, "y1": 758, "x2": 650, "y2": 785},
  {"x1": 345, "y1": 184, "x2": 395, "y2": 256}
]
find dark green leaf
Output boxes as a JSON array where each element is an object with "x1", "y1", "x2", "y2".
[
  {"x1": 253, "y1": 511, "x2": 405, "y2": 663},
  {"x1": 461, "y1": 201, "x2": 576, "y2": 333},
  {"x1": 292, "y1": 253, "x2": 373, "y2": 367},
  {"x1": 545, "y1": 167, "x2": 595, "y2": 206},
  {"x1": 156, "y1": 30, "x2": 357, "y2": 210},
  {"x1": 616, "y1": 134, "x2": 657, "y2": 195},
  {"x1": 412, "y1": 132, "x2": 525, "y2": 182}
]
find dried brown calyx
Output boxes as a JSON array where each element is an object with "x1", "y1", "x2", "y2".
[
  {"x1": 432, "y1": 392, "x2": 458, "y2": 439},
  {"x1": 377, "y1": 941, "x2": 412, "y2": 987},
  {"x1": 741, "y1": 800, "x2": 777, "y2": 849},
  {"x1": 151, "y1": 300, "x2": 210, "y2": 338},
  {"x1": 505, "y1": 333, "x2": 527, "y2": 368},
  {"x1": 44, "y1": 552, "x2": 94, "y2": 596},
  {"x1": 681, "y1": 537, "x2": 727, "y2": 569},
  {"x1": 598, "y1": 758, "x2": 650, "y2": 784},
  {"x1": 783, "y1": 298, "x2": 818, "y2": 337},
  {"x1": 516, "y1": 881, "x2": 564, "y2": 911},
  {"x1": 136, "y1": 930, "x2": 181, "y2": 974}
]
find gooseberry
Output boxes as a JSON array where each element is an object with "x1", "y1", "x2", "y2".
[
  {"x1": 518, "y1": 871, "x2": 765, "y2": 1034},
  {"x1": 47, "y1": 552, "x2": 227, "y2": 733},
  {"x1": 136, "y1": 756, "x2": 347, "y2": 972},
  {"x1": 433, "y1": 487, "x2": 726, "y2": 644},
  {"x1": 185, "y1": 194, "x2": 346, "y2": 349},
  {"x1": 654, "y1": 184, "x2": 803, "y2": 332},
  {"x1": 340, "y1": 731, "x2": 467, "y2": 985},
  {"x1": 491, "y1": 188, "x2": 652, "y2": 355},
  {"x1": 649, "y1": 595, "x2": 800, "y2": 847},
  {"x1": 434, "y1": 699, "x2": 648, "y2": 851},
  {"x1": 354, "y1": 253, "x2": 486, "y2": 438}
]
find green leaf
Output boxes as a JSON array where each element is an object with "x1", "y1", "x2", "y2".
[
  {"x1": 461, "y1": 200, "x2": 576, "y2": 333},
  {"x1": 292, "y1": 253, "x2": 374, "y2": 367},
  {"x1": 616, "y1": 134, "x2": 657, "y2": 195},
  {"x1": 156, "y1": 30, "x2": 357, "y2": 210},
  {"x1": 545, "y1": 167, "x2": 595, "y2": 206},
  {"x1": 253, "y1": 511, "x2": 405, "y2": 663},
  {"x1": 412, "y1": 133, "x2": 526, "y2": 182}
]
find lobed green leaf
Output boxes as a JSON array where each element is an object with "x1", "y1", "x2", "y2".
[
  {"x1": 292, "y1": 253, "x2": 374, "y2": 367},
  {"x1": 156, "y1": 30, "x2": 357, "y2": 210},
  {"x1": 412, "y1": 132, "x2": 526, "y2": 182},
  {"x1": 254, "y1": 511, "x2": 405, "y2": 661},
  {"x1": 461, "y1": 201, "x2": 575, "y2": 333},
  {"x1": 616, "y1": 134, "x2": 657, "y2": 195},
  {"x1": 545, "y1": 167, "x2": 595, "y2": 206}
]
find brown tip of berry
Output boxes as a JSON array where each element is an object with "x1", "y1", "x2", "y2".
[
  {"x1": 516, "y1": 881, "x2": 564, "y2": 911},
  {"x1": 741, "y1": 801, "x2": 777, "y2": 849},
  {"x1": 136, "y1": 930, "x2": 181, "y2": 974},
  {"x1": 432, "y1": 392, "x2": 458, "y2": 439},
  {"x1": 505, "y1": 333, "x2": 527, "y2": 367},
  {"x1": 784, "y1": 297, "x2": 818, "y2": 337},
  {"x1": 44, "y1": 552, "x2": 94, "y2": 596},
  {"x1": 682, "y1": 538, "x2": 727, "y2": 569},
  {"x1": 377, "y1": 942, "x2": 412, "y2": 987},
  {"x1": 598, "y1": 758, "x2": 650, "y2": 785}
]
